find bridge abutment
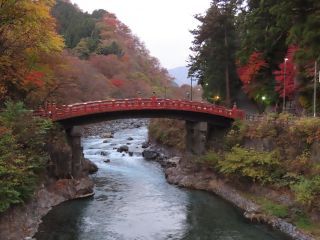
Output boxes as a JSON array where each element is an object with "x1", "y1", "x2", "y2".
[{"x1": 185, "y1": 121, "x2": 208, "y2": 155}]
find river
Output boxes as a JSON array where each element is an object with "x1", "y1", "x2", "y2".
[{"x1": 35, "y1": 125, "x2": 289, "y2": 240}]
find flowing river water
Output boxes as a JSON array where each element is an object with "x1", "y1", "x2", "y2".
[{"x1": 35, "y1": 125, "x2": 289, "y2": 240}]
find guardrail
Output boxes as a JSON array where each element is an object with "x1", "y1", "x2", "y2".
[{"x1": 34, "y1": 98, "x2": 245, "y2": 121}]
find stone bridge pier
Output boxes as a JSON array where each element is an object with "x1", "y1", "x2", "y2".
[
  {"x1": 185, "y1": 121, "x2": 230, "y2": 155},
  {"x1": 185, "y1": 121, "x2": 207, "y2": 155},
  {"x1": 66, "y1": 126, "x2": 84, "y2": 178},
  {"x1": 65, "y1": 121, "x2": 232, "y2": 174}
]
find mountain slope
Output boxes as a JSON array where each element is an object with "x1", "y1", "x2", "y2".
[{"x1": 49, "y1": 0, "x2": 182, "y2": 103}]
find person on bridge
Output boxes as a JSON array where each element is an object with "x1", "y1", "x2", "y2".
[{"x1": 151, "y1": 91, "x2": 157, "y2": 103}]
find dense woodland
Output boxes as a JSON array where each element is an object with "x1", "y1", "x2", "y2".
[
  {"x1": 189, "y1": 0, "x2": 320, "y2": 111},
  {"x1": 0, "y1": 0, "x2": 183, "y2": 108}
]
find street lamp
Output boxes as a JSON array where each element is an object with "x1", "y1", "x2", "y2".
[{"x1": 283, "y1": 58, "x2": 289, "y2": 112}]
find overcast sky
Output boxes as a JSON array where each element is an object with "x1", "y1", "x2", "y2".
[{"x1": 70, "y1": 0, "x2": 211, "y2": 69}]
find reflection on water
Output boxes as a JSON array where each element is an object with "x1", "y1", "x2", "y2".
[{"x1": 35, "y1": 126, "x2": 289, "y2": 240}]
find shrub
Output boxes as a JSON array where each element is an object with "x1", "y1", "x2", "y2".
[
  {"x1": 292, "y1": 176, "x2": 320, "y2": 207},
  {"x1": 197, "y1": 151, "x2": 221, "y2": 168},
  {"x1": 224, "y1": 119, "x2": 248, "y2": 148},
  {"x1": 0, "y1": 101, "x2": 53, "y2": 212},
  {"x1": 219, "y1": 146, "x2": 281, "y2": 184}
]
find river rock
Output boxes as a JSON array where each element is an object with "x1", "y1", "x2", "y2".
[
  {"x1": 142, "y1": 150, "x2": 159, "y2": 160},
  {"x1": 117, "y1": 145, "x2": 129, "y2": 153},
  {"x1": 127, "y1": 137, "x2": 134, "y2": 141},
  {"x1": 164, "y1": 157, "x2": 180, "y2": 168},
  {"x1": 142, "y1": 142, "x2": 149, "y2": 149},
  {"x1": 82, "y1": 158, "x2": 98, "y2": 174},
  {"x1": 103, "y1": 140, "x2": 108, "y2": 143},
  {"x1": 129, "y1": 152, "x2": 133, "y2": 157},
  {"x1": 100, "y1": 151, "x2": 109, "y2": 156},
  {"x1": 101, "y1": 132, "x2": 114, "y2": 138},
  {"x1": 103, "y1": 159, "x2": 110, "y2": 163}
]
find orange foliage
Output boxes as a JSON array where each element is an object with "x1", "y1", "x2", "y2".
[{"x1": 23, "y1": 71, "x2": 45, "y2": 87}]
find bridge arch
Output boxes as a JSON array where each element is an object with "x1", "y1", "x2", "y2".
[
  {"x1": 36, "y1": 98, "x2": 245, "y2": 178},
  {"x1": 37, "y1": 98, "x2": 244, "y2": 128}
]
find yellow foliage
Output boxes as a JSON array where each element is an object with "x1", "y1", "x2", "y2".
[{"x1": 0, "y1": 0, "x2": 64, "y2": 101}]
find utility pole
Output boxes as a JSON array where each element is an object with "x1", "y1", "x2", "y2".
[
  {"x1": 314, "y1": 61, "x2": 318, "y2": 117},
  {"x1": 282, "y1": 58, "x2": 288, "y2": 112}
]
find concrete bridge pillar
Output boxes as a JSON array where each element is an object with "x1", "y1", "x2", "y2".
[
  {"x1": 185, "y1": 121, "x2": 208, "y2": 155},
  {"x1": 66, "y1": 126, "x2": 83, "y2": 178}
]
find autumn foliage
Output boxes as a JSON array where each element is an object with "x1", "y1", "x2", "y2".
[
  {"x1": 237, "y1": 52, "x2": 268, "y2": 93},
  {"x1": 273, "y1": 46, "x2": 298, "y2": 98},
  {"x1": 23, "y1": 71, "x2": 45, "y2": 88}
]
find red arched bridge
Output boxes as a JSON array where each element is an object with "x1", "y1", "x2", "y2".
[{"x1": 36, "y1": 98, "x2": 245, "y2": 127}]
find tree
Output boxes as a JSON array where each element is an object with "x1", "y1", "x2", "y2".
[
  {"x1": 236, "y1": 0, "x2": 288, "y2": 104},
  {"x1": 97, "y1": 41, "x2": 124, "y2": 57},
  {"x1": 52, "y1": 0, "x2": 98, "y2": 49},
  {"x1": 188, "y1": 0, "x2": 242, "y2": 106},
  {"x1": 237, "y1": 52, "x2": 268, "y2": 99},
  {"x1": 0, "y1": 0, "x2": 64, "y2": 103},
  {"x1": 237, "y1": 0, "x2": 320, "y2": 107},
  {"x1": 273, "y1": 46, "x2": 298, "y2": 99}
]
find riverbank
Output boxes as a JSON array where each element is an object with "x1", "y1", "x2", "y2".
[
  {"x1": 0, "y1": 177, "x2": 94, "y2": 240},
  {"x1": 142, "y1": 143, "x2": 314, "y2": 240},
  {"x1": 0, "y1": 119, "x2": 149, "y2": 240},
  {"x1": 166, "y1": 160, "x2": 314, "y2": 240}
]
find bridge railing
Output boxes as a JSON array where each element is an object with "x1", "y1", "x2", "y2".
[{"x1": 35, "y1": 98, "x2": 245, "y2": 121}]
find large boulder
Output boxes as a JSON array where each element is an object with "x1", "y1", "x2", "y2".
[
  {"x1": 117, "y1": 145, "x2": 129, "y2": 153},
  {"x1": 82, "y1": 158, "x2": 98, "y2": 174},
  {"x1": 142, "y1": 150, "x2": 159, "y2": 160},
  {"x1": 142, "y1": 142, "x2": 149, "y2": 149}
]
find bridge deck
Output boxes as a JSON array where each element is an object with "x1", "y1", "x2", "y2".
[{"x1": 35, "y1": 98, "x2": 245, "y2": 121}]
